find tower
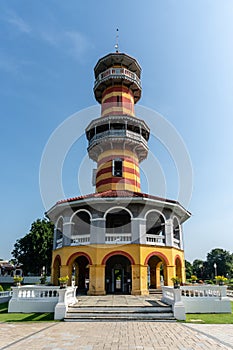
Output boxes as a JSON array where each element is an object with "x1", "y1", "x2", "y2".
[
  {"x1": 86, "y1": 52, "x2": 150, "y2": 193},
  {"x1": 49, "y1": 50, "x2": 191, "y2": 296}
]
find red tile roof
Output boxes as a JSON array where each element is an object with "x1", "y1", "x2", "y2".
[{"x1": 57, "y1": 190, "x2": 178, "y2": 205}]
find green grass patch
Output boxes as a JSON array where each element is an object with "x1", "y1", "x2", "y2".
[
  {"x1": 185, "y1": 302, "x2": 233, "y2": 324},
  {"x1": 0, "y1": 302, "x2": 55, "y2": 322}
]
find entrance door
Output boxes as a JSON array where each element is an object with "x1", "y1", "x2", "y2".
[
  {"x1": 105, "y1": 255, "x2": 131, "y2": 294},
  {"x1": 113, "y1": 268, "x2": 124, "y2": 293}
]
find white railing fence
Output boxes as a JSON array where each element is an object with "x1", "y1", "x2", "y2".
[
  {"x1": 54, "y1": 286, "x2": 77, "y2": 320},
  {"x1": 8, "y1": 285, "x2": 76, "y2": 319},
  {"x1": 0, "y1": 291, "x2": 13, "y2": 303},
  {"x1": 162, "y1": 285, "x2": 232, "y2": 319}
]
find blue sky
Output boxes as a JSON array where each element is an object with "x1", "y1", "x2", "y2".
[{"x1": 1, "y1": 0, "x2": 233, "y2": 263}]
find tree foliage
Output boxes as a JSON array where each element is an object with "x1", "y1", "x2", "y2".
[
  {"x1": 186, "y1": 248, "x2": 233, "y2": 280},
  {"x1": 11, "y1": 218, "x2": 54, "y2": 275}
]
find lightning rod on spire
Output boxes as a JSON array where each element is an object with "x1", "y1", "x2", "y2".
[{"x1": 115, "y1": 28, "x2": 119, "y2": 53}]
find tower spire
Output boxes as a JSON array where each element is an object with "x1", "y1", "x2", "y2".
[{"x1": 115, "y1": 28, "x2": 119, "y2": 53}]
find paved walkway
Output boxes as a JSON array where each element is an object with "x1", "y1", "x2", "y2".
[
  {"x1": 0, "y1": 321, "x2": 232, "y2": 350},
  {"x1": 74, "y1": 294, "x2": 165, "y2": 307}
]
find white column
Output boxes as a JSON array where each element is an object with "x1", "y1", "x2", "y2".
[{"x1": 165, "y1": 218, "x2": 173, "y2": 246}]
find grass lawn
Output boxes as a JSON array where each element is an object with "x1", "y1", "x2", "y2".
[
  {"x1": 185, "y1": 301, "x2": 233, "y2": 324},
  {"x1": 0, "y1": 302, "x2": 55, "y2": 322}
]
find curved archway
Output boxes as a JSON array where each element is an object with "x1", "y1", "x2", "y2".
[
  {"x1": 71, "y1": 210, "x2": 91, "y2": 242},
  {"x1": 145, "y1": 210, "x2": 166, "y2": 245},
  {"x1": 144, "y1": 252, "x2": 169, "y2": 289},
  {"x1": 66, "y1": 252, "x2": 92, "y2": 294},
  {"x1": 105, "y1": 254, "x2": 132, "y2": 294},
  {"x1": 104, "y1": 206, "x2": 133, "y2": 219},
  {"x1": 102, "y1": 250, "x2": 135, "y2": 265},
  {"x1": 175, "y1": 255, "x2": 182, "y2": 281},
  {"x1": 70, "y1": 208, "x2": 92, "y2": 223},
  {"x1": 53, "y1": 255, "x2": 61, "y2": 286},
  {"x1": 105, "y1": 208, "x2": 132, "y2": 243},
  {"x1": 66, "y1": 252, "x2": 92, "y2": 266}
]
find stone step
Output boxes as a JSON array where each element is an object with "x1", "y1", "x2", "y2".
[
  {"x1": 64, "y1": 312, "x2": 175, "y2": 321},
  {"x1": 67, "y1": 306, "x2": 172, "y2": 314},
  {"x1": 64, "y1": 303, "x2": 175, "y2": 321}
]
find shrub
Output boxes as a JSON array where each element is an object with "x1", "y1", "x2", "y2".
[{"x1": 0, "y1": 285, "x2": 4, "y2": 292}]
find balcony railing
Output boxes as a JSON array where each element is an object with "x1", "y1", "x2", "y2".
[
  {"x1": 56, "y1": 238, "x2": 63, "y2": 248},
  {"x1": 94, "y1": 67, "x2": 141, "y2": 90},
  {"x1": 88, "y1": 129, "x2": 148, "y2": 149},
  {"x1": 71, "y1": 235, "x2": 90, "y2": 246},
  {"x1": 105, "y1": 233, "x2": 131, "y2": 244},
  {"x1": 173, "y1": 238, "x2": 180, "y2": 248},
  {"x1": 146, "y1": 234, "x2": 165, "y2": 245}
]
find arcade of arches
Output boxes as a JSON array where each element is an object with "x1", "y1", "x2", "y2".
[{"x1": 52, "y1": 248, "x2": 184, "y2": 295}]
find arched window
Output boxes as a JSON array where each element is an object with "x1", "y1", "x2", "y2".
[
  {"x1": 73, "y1": 211, "x2": 91, "y2": 236},
  {"x1": 146, "y1": 212, "x2": 165, "y2": 245},
  {"x1": 106, "y1": 209, "x2": 131, "y2": 234},
  {"x1": 56, "y1": 217, "x2": 63, "y2": 240},
  {"x1": 173, "y1": 217, "x2": 180, "y2": 247}
]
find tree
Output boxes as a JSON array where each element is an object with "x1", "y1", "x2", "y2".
[
  {"x1": 11, "y1": 218, "x2": 54, "y2": 275},
  {"x1": 192, "y1": 259, "x2": 205, "y2": 279},
  {"x1": 206, "y1": 248, "x2": 233, "y2": 278},
  {"x1": 185, "y1": 260, "x2": 193, "y2": 279}
]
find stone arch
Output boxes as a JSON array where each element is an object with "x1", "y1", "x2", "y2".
[
  {"x1": 53, "y1": 255, "x2": 61, "y2": 286},
  {"x1": 105, "y1": 207, "x2": 132, "y2": 237},
  {"x1": 71, "y1": 209, "x2": 91, "y2": 238},
  {"x1": 145, "y1": 210, "x2": 166, "y2": 245},
  {"x1": 104, "y1": 253, "x2": 132, "y2": 294},
  {"x1": 66, "y1": 252, "x2": 92, "y2": 266},
  {"x1": 174, "y1": 255, "x2": 182, "y2": 281},
  {"x1": 70, "y1": 209, "x2": 92, "y2": 222},
  {"x1": 104, "y1": 206, "x2": 133, "y2": 219},
  {"x1": 144, "y1": 252, "x2": 169, "y2": 289},
  {"x1": 66, "y1": 252, "x2": 92, "y2": 292},
  {"x1": 102, "y1": 250, "x2": 135, "y2": 265}
]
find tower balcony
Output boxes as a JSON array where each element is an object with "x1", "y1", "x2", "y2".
[
  {"x1": 94, "y1": 67, "x2": 141, "y2": 103},
  {"x1": 87, "y1": 128, "x2": 149, "y2": 162}
]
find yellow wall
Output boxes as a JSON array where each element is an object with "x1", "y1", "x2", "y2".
[{"x1": 52, "y1": 244, "x2": 185, "y2": 295}]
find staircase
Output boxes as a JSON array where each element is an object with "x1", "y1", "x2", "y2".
[{"x1": 64, "y1": 295, "x2": 175, "y2": 322}]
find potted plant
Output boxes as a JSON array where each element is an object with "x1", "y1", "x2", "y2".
[
  {"x1": 58, "y1": 275, "x2": 69, "y2": 288},
  {"x1": 215, "y1": 275, "x2": 227, "y2": 286},
  {"x1": 13, "y1": 275, "x2": 23, "y2": 286},
  {"x1": 171, "y1": 276, "x2": 181, "y2": 289},
  {"x1": 191, "y1": 275, "x2": 198, "y2": 284}
]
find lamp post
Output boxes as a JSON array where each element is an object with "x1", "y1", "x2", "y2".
[{"x1": 214, "y1": 263, "x2": 217, "y2": 283}]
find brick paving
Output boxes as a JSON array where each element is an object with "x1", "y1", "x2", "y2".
[{"x1": 0, "y1": 322, "x2": 232, "y2": 350}]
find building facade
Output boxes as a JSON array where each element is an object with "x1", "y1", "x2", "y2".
[{"x1": 48, "y1": 51, "x2": 191, "y2": 295}]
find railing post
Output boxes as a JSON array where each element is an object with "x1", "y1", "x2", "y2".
[{"x1": 172, "y1": 288, "x2": 185, "y2": 320}]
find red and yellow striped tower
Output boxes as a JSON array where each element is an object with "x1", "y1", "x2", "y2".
[{"x1": 86, "y1": 52, "x2": 150, "y2": 193}]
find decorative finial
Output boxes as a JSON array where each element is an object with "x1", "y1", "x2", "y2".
[{"x1": 115, "y1": 28, "x2": 119, "y2": 53}]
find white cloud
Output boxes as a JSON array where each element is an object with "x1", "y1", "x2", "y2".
[
  {"x1": 39, "y1": 29, "x2": 93, "y2": 62},
  {"x1": 5, "y1": 11, "x2": 31, "y2": 34}
]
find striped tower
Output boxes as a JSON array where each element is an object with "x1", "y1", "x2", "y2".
[{"x1": 86, "y1": 52, "x2": 150, "y2": 193}]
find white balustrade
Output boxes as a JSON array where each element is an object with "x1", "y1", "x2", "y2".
[
  {"x1": 105, "y1": 233, "x2": 131, "y2": 244},
  {"x1": 95, "y1": 67, "x2": 141, "y2": 88},
  {"x1": 146, "y1": 234, "x2": 165, "y2": 245},
  {"x1": 162, "y1": 285, "x2": 231, "y2": 318},
  {"x1": 0, "y1": 291, "x2": 12, "y2": 303},
  {"x1": 8, "y1": 285, "x2": 60, "y2": 313},
  {"x1": 71, "y1": 234, "x2": 90, "y2": 245},
  {"x1": 54, "y1": 287, "x2": 77, "y2": 320},
  {"x1": 56, "y1": 238, "x2": 63, "y2": 248}
]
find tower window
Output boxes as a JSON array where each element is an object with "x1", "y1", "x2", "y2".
[{"x1": 112, "y1": 159, "x2": 123, "y2": 177}]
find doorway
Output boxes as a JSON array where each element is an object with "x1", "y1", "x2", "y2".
[{"x1": 105, "y1": 255, "x2": 131, "y2": 294}]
